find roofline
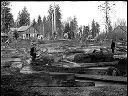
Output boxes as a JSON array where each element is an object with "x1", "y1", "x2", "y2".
[
  {"x1": 18, "y1": 24, "x2": 40, "y2": 33},
  {"x1": 113, "y1": 25, "x2": 127, "y2": 32},
  {"x1": 18, "y1": 24, "x2": 31, "y2": 32},
  {"x1": 119, "y1": 26, "x2": 127, "y2": 33}
]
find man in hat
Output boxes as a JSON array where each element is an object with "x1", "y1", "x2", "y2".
[
  {"x1": 30, "y1": 42, "x2": 37, "y2": 62},
  {"x1": 111, "y1": 40, "x2": 115, "y2": 53}
]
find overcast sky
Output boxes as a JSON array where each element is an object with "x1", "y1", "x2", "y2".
[{"x1": 10, "y1": 1, "x2": 127, "y2": 31}]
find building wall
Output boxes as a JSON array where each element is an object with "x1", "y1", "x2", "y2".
[
  {"x1": 9, "y1": 25, "x2": 44, "y2": 40},
  {"x1": 21, "y1": 26, "x2": 43, "y2": 40},
  {"x1": 111, "y1": 26, "x2": 127, "y2": 41}
]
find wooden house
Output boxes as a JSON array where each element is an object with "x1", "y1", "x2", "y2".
[
  {"x1": 9, "y1": 23, "x2": 44, "y2": 40},
  {"x1": 108, "y1": 26, "x2": 127, "y2": 41}
]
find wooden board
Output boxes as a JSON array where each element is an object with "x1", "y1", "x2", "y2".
[{"x1": 75, "y1": 74, "x2": 127, "y2": 83}]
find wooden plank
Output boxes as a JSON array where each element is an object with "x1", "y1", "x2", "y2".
[
  {"x1": 57, "y1": 60, "x2": 118, "y2": 68},
  {"x1": 78, "y1": 61, "x2": 118, "y2": 68},
  {"x1": 46, "y1": 72, "x2": 127, "y2": 83},
  {"x1": 62, "y1": 59, "x2": 81, "y2": 67},
  {"x1": 75, "y1": 74, "x2": 127, "y2": 83}
]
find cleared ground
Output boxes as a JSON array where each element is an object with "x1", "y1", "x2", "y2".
[{"x1": 1, "y1": 39, "x2": 127, "y2": 96}]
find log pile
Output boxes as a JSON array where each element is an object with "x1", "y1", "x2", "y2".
[{"x1": 73, "y1": 51, "x2": 114, "y2": 63}]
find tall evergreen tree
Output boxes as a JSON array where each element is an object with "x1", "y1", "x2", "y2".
[
  {"x1": 95, "y1": 22, "x2": 100, "y2": 36},
  {"x1": 17, "y1": 6, "x2": 30, "y2": 27},
  {"x1": 65, "y1": 16, "x2": 78, "y2": 40},
  {"x1": 83, "y1": 25, "x2": 90, "y2": 41},
  {"x1": 1, "y1": 1, "x2": 14, "y2": 33},
  {"x1": 33, "y1": 18, "x2": 36, "y2": 25},
  {"x1": 91, "y1": 19, "x2": 96, "y2": 38},
  {"x1": 42, "y1": 16, "x2": 47, "y2": 37},
  {"x1": 46, "y1": 4, "x2": 63, "y2": 39},
  {"x1": 37, "y1": 15, "x2": 43, "y2": 34},
  {"x1": 61, "y1": 21, "x2": 66, "y2": 38},
  {"x1": 55, "y1": 4, "x2": 63, "y2": 39},
  {"x1": 37, "y1": 15, "x2": 42, "y2": 26},
  {"x1": 47, "y1": 4, "x2": 54, "y2": 39},
  {"x1": 79, "y1": 26, "x2": 83, "y2": 41},
  {"x1": 91, "y1": 20, "x2": 100, "y2": 38},
  {"x1": 72, "y1": 16, "x2": 78, "y2": 39},
  {"x1": 69, "y1": 20, "x2": 75, "y2": 39}
]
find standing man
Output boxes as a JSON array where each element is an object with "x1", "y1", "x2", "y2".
[
  {"x1": 111, "y1": 40, "x2": 115, "y2": 53},
  {"x1": 30, "y1": 42, "x2": 37, "y2": 62}
]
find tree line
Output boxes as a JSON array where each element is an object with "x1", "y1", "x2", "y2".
[{"x1": 1, "y1": 1, "x2": 127, "y2": 41}]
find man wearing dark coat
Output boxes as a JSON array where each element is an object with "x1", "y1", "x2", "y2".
[
  {"x1": 30, "y1": 42, "x2": 37, "y2": 62},
  {"x1": 111, "y1": 40, "x2": 115, "y2": 53}
]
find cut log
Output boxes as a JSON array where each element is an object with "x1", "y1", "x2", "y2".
[
  {"x1": 34, "y1": 55, "x2": 54, "y2": 66},
  {"x1": 73, "y1": 52, "x2": 114, "y2": 63},
  {"x1": 75, "y1": 80, "x2": 95, "y2": 87},
  {"x1": 62, "y1": 59, "x2": 81, "y2": 67}
]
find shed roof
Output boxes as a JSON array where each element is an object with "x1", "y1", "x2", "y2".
[
  {"x1": 10, "y1": 23, "x2": 33, "y2": 32},
  {"x1": 10, "y1": 28, "x2": 18, "y2": 31},
  {"x1": 18, "y1": 25, "x2": 30, "y2": 32},
  {"x1": 113, "y1": 26, "x2": 127, "y2": 33},
  {"x1": 9, "y1": 23, "x2": 41, "y2": 33}
]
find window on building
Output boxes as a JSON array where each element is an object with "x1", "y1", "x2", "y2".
[{"x1": 30, "y1": 33, "x2": 34, "y2": 37}]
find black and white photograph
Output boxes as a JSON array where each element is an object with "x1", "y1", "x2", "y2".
[{"x1": 1, "y1": 1, "x2": 127, "y2": 96}]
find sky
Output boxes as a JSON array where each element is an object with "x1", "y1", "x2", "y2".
[{"x1": 10, "y1": 1, "x2": 127, "y2": 32}]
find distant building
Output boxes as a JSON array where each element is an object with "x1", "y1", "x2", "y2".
[
  {"x1": 9, "y1": 23, "x2": 44, "y2": 40},
  {"x1": 108, "y1": 26, "x2": 127, "y2": 41}
]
